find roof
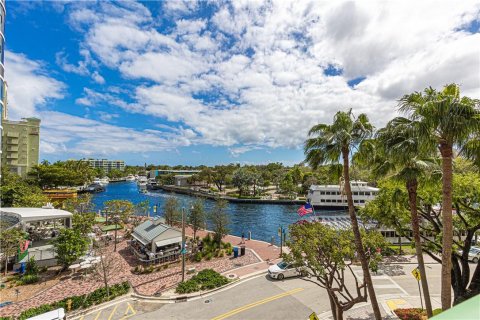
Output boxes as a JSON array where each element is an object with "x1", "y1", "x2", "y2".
[
  {"x1": 310, "y1": 182, "x2": 379, "y2": 192},
  {"x1": 0, "y1": 207, "x2": 73, "y2": 222},
  {"x1": 132, "y1": 219, "x2": 181, "y2": 244},
  {"x1": 432, "y1": 294, "x2": 479, "y2": 319}
]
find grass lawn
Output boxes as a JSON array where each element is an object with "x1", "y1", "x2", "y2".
[
  {"x1": 388, "y1": 245, "x2": 416, "y2": 255},
  {"x1": 95, "y1": 217, "x2": 107, "y2": 223},
  {"x1": 101, "y1": 224, "x2": 122, "y2": 232}
]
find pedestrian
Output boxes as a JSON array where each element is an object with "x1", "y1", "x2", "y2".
[{"x1": 241, "y1": 232, "x2": 245, "y2": 244}]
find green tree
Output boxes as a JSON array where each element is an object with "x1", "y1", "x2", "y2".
[
  {"x1": 232, "y1": 168, "x2": 253, "y2": 197},
  {"x1": 357, "y1": 121, "x2": 437, "y2": 317},
  {"x1": 52, "y1": 229, "x2": 89, "y2": 269},
  {"x1": 1, "y1": 168, "x2": 48, "y2": 207},
  {"x1": 107, "y1": 169, "x2": 124, "y2": 179},
  {"x1": 188, "y1": 198, "x2": 207, "y2": 240},
  {"x1": 398, "y1": 84, "x2": 480, "y2": 310},
  {"x1": 163, "y1": 197, "x2": 181, "y2": 226},
  {"x1": 104, "y1": 200, "x2": 134, "y2": 223},
  {"x1": 0, "y1": 227, "x2": 25, "y2": 275},
  {"x1": 209, "y1": 199, "x2": 229, "y2": 245},
  {"x1": 72, "y1": 212, "x2": 96, "y2": 236},
  {"x1": 304, "y1": 110, "x2": 381, "y2": 320},
  {"x1": 285, "y1": 222, "x2": 387, "y2": 320}
]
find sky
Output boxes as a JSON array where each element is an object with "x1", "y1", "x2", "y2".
[{"x1": 4, "y1": 0, "x2": 480, "y2": 166}]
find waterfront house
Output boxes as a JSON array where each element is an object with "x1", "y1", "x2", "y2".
[
  {"x1": 131, "y1": 218, "x2": 183, "y2": 263},
  {"x1": 307, "y1": 181, "x2": 379, "y2": 208}
]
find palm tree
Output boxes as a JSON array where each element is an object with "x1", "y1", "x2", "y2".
[
  {"x1": 357, "y1": 118, "x2": 436, "y2": 317},
  {"x1": 398, "y1": 84, "x2": 480, "y2": 310},
  {"x1": 305, "y1": 110, "x2": 381, "y2": 320}
]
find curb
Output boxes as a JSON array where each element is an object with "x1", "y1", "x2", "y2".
[{"x1": 68, "y1": 293, "x2": 133, "y2": 319}]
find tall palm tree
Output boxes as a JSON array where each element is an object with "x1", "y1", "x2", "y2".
[
  {"x1": 398, "y1": 84, "x2": 480, "y2": 310},
  {"x1": 305, "y1": 110, "x2": 381, "y2": 320},
  {"x1": 356, "y1": 118, "x2": 436, "y2": 317}
]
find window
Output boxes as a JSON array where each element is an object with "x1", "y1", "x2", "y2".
[
  {"x1": 353, "y1": 192, "x2": 358, "y2": 196},
  {"x1": 320, "y1": 199, "x2": 325, "y2": 203}
]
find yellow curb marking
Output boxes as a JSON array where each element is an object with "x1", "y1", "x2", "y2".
[
  {"x1": 107, "y1": 304, "x2": 119, "y2": 320},
  {"x1": 211, "y1": 287, "x2": 304, "y2": 320},
  {"x1": 92, "y1": 310, "x2": 102, "y2": 320},
  {"x1": 119, "y1": 302, "x2": 137, "y2": 320},
  {"x1": 386, "y1": 299, "x2": 407, "y2": 311}
]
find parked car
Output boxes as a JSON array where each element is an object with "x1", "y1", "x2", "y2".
[
  {"x1": 268, "y1": 261, "x2": 307, "y2": 280},
  {"x1": 468, "y1": 247, "x2": 480, "y2": 263}
]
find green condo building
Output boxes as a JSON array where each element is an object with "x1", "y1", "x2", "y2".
[{"x1": 1, "y1": 117, "x2": 40, "y2": 177}]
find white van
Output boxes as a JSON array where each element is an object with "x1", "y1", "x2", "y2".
[{"x1": 27, "y1": 308, "x2": 65, "y2": 320}]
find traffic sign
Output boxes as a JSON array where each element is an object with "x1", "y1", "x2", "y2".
[
  {"x1": 309, "y1": 312, "x2": 319, "y2": 320},
  {"x1": 411, "y1": 267, "x2": 421, "y2": 281}
]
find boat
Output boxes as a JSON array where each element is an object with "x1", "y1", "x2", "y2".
[
  {"x1": 84, "y1": 183, "x2": 105, "y2": 193},
  {"x1": 146, "y1": 178, "x2": 160, "y2": 190},
  {"x1": 137, "y1": 176, "x2": 148, "y2": 190},
  {"x1": 126, "y1": 174, "x2": 135, "y2": 181},
  {"x1": 307, "y1": 181, "x2": 379, "y2": 208},
  {"x1": 92, "y1": 177, "x2": 109, "y2": 187}
]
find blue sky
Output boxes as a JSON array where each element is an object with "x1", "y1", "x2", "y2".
[{"x1": 5, "y1": 1, "x2": 480, "y2": 166}]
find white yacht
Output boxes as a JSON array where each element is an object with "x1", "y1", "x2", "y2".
[
  {"x1": 307, "y1": 181, "x2": 379, "y2": 208},
  {"x1": 137, "y1": 176, "x2": 148, "y2": 188},
  {"x1": 126, "y1": 174, "x2": 136, "y2": 181},
  {"x1": 92, "y1": 177, "x2": 109, "y2": 187}
]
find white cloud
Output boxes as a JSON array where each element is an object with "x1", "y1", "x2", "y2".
[
  {"x1": 91, "y1": 71, "x2": 105, "y2": 84},
  {"x1": 60, "y1": 0, "x2": 480, "y2": 154},
  {"x1": 5, "y1": 51, "x2": 66, "y2": 119}
]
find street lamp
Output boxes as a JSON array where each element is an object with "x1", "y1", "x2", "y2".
[{"x1": 181, "y1": 207, "x2": 186, "y2": 282}]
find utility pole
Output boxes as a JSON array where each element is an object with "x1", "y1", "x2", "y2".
[{"x1": 181, "y1": 207, "x2": 186, "y2": 282}]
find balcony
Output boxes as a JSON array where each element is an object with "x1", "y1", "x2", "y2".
[
  {"x1": 6, "y1": 138, "x2": 19, "y2": 145},
  {"x1": 6, "y1": 153, "x2": 18, "y2": 159}
]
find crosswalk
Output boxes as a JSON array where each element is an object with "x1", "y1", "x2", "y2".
[{"x1": 75, "y1": 301, "x2": 136, "y2": 320}]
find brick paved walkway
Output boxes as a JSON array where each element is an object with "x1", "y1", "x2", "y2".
[{"x1": 0, "y1": 230, "x2": 281, "y2": 318}]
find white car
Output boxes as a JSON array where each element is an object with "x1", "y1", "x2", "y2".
[
  {"x1": 268, "y1": 261, "x2": 307, "y2": 280},
  {"x1": 468, "y1": 247, "x2": 480, "y2": 263}
]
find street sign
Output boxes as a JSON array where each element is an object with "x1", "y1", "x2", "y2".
[
  {"x1": 309, "y1": 312, "x2": 319, "y2": 320},
  {"x1": 411, "y1": 267, "x2": 421, "y2": 281}
]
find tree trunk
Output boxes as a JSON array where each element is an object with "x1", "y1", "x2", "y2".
[
  {"x1": 342, "y1": 148, "x2": 381, "y2": 320},
  {"x1": 327, "y1": 291, "x2": 338, "y2": 320},
  {"x1": 406, "y1": 179, "x2": 433, "y2": 317},
  {"x1": 439, "y1": 143, "x2": 453, "y2": 310},
  {"x1": 335, "y1": 306, "x2": 343, "y2": 320}
]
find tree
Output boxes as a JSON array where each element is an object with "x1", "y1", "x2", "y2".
[
  {"x1": 209, "y1": 199, "x2": 229, "y2": 245},
  {"x1": 280, "y1": 173, "x2": 295, "y2": 196},
  {"x1": 356, "y1": 121, "x2": 436, "y2": 317},
  {"x1": 107, "y1": 169, "x2": 124, "y2": 179},
  {"x1": 104, "y1": 200, "x2": 134, "y2": 223},
  {"x1": 1, "y1": 168, "x2": 49, "y2": 207},
  {"x1": 163, "y1": 197, "x2": 181, "y2": 226},
  {"x1": 135, "y1": 200, "x2": 150, "y2": 217},
  {"x1": 304, "y1": 110, "x2": 381, "y2": 320},
  {"x1": 188, "y1": 198, "x2": 206, "y2": 240},
  {"x1": 92, "y1": 244, "x2": 122, "y2": 298},
  {"x1": 0, "y1": 227, "x2": 25, "y2": 275},
  {"x1": 232, "y1": 168, "x2": 253, "y2": 197},
  {"x1": 52, "y1": 229, "x2": 89, "y2": 270},
  {"x1": 398, "y1": 83, "x2": 480, "y2": 310},
  {"x1": 361, "y1": 172, "x2": 480, "y2": 304},
  {"x1": 72, "y1": 212, "x2": 96, "y2": 237},
  {"x1": 285, "y1": 222, "x2": 387, "y2": 320}
]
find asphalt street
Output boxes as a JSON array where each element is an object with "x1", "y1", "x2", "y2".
[{"x1": 74, "y1": 262, "x2": 472, "y2": 320}]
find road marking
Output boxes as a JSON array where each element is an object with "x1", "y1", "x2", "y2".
[
  {"x1": 386, "y1": 299, "x2": 407, "y2": 311},
  {"x1": 210, "y1": 287, "x2": 304, "y2": 320},
  {"x1": 107, "y1": 304, "x2": 119, "y2": 320},
  {"x1": 120, "y1": 302, "x2": 137, "y2": 320},
  {"x1": 93, "y1": 310, "x2": 102, "y2": 320}
]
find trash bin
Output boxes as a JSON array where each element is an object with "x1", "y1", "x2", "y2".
[
  {"x1": 233, "y1": 247, "x2": 239, "y2": 258},
  {"x1": 19, "y1": 262, "x2": 26, "y2": 274},
  {"x1": 240, "y1": 246, "x2": 246, "y2": 256}
]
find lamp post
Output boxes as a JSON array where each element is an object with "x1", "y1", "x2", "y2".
[{"x1": 181, "y1": 207, "x2": 186, "y2": 282}]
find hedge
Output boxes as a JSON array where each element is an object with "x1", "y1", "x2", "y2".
[
  {"x1": 175, "y1": 269, "x2": 229, "y2": 294},
  {"x1": 18, "y1": 282, "x2": 130, "y2": 320}
]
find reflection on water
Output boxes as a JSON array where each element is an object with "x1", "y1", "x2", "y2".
[{"x1": 91, "y1": 181, "x2": 345, "y2": 242}]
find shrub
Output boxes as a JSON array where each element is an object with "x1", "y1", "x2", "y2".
[
  {"x1": 18, "y1": 282, "x2": 130, "y2": 320},
  {"x1": 174, "y1": 269, "x2": 229, "y2": 294},
  {"x1": 19, "y1": 274, "x2": 39, "y2": 285},
  {"x1": 194, "y1": 252, "x2": 202, "y2": 262},
  {"x1": 394, "y1": 308, "x2": 426, "y2": 320},
  {"x1": 226, "y1": 248, "x2": 233, "y2": 255},
  {"x1": 205, "y1": 253, "x2": 213, "y2": 261},
  {"x1": 175, "y1": 280, "x2": 199, "y2": 294},
  {"x1": 25, "y1": 257, "x2": 39, "y2": 276},
  {"x1": 218, "y1": 250, "x2": 225, "y2": 258}
]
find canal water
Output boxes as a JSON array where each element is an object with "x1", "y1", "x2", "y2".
[{"x1": 91, "y1": 181, "x2": 345, "y2": 243}]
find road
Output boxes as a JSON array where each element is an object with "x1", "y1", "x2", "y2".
[{"x1": 75, "y1": 263, "x2": 461, "y2": 320}]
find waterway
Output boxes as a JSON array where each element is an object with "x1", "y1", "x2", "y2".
[{"x1": 91, "y1": 181, "x2": 345, "y2": 243}]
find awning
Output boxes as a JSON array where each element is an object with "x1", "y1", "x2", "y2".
[
  {"x1": 132, "y1": 233, "x2": 148, "y2": 246},
  {"x1": 155, "y1": 236, "x2": 182, "y2": 248}
]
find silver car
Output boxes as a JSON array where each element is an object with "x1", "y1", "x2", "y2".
[
  {"x1": 468, "y1": 247, "x2": 480, "y2": 263},
  {"x1": 268, "y1": 261, "x2": 307, "y2": 280}
]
